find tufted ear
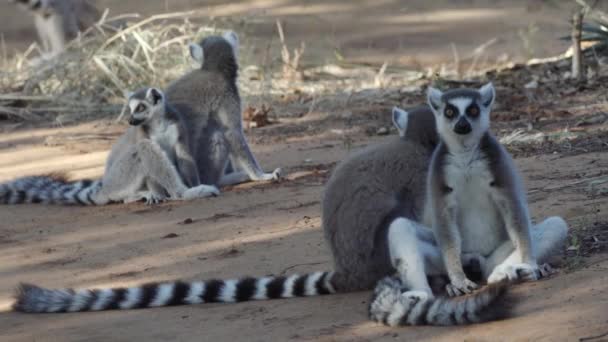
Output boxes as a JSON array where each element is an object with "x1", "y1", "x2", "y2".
[
  {"x1": 189, "y1": 43, "x2": 204, "y2": 65},
  {"x1": 392, "y1": 107, "x2": 409, "y2": 137},
  {"x1": 222, "y1": 30, "x2": 239, "y2": 58},
  {"x1": 146, "y1": 87, "x2": 163, "y2": 105},
  {"x1": 478, "y1": 82, "x2": 495, "y2": 108},
  {"x1": 427, "y1": 86, "x2": 443, "y2": 114},
  {"x1": 222, "y1": 31, "x2": 239, "y2": 50}
]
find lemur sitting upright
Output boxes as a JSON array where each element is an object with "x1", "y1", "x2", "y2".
[
  {"x1": 368, "y1": 83, "x2": 568, "y2": 326},
  {"x1": 0, "y1": 87, "x2": 218, "y2": 205}
]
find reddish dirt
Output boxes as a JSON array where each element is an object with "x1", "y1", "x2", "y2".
[{"x1": 1, "y1": 1, "x2": 608, "y2": 341}]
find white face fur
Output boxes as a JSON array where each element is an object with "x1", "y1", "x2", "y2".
[
  {"x1": 188, "y1": 31, "x2": 240, "y2": 66},
  {"x1": 427, "y1": 83, "x2": 495, "y2": 150},
  {"x1": 128, "y1": 88, "x2": 165, "y2": 126}
]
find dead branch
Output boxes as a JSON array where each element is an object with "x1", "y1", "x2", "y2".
[
  {"x1": 572, "y1": 9, "x2": 584, "y2": 80},
  {"x1": 276, "y1": 20, "x2": 305, "y2": 81}
]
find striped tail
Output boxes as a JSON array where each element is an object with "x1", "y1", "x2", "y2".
[
  {"x1": 369, "y1": 277, "x2": 509, "y2": 326},
  {"x1": 0, "y1": 174, "x2": 106, "y2": 205},
  {"x1": 13, "y1": 272, "x2": 336, "y2": 313}
]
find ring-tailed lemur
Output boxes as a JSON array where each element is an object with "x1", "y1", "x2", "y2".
[
  {"x1": 0, "y1": 87, "x2": 219, "y2": 205},
  {"x1": 165, "y1": 31, "x2": 282, "y2": 187},
  {"x1": 14, "y1": 105, "x2": 514, "y2": 326},
  {"x1": 367, "y1": 83, "x2": 569, "y2": 326},
  {"x1": 10, "y1": 0, "x2": 101, "y2": 58}
]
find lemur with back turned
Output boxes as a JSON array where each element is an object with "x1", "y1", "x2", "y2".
[{"x1": 165, "y1": 31, "x2": 282, "y2": 187}]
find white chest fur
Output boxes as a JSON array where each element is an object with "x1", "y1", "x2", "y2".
[
  {"x1": 443, "y1": 150, "x2": 507, "y2": 255},
  {"x1": 151, "y1": 124, "x2": 179, "y2": 156}
]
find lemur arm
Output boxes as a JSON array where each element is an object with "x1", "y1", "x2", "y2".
[
  {"x1": 487, "y1": 139, "x2": 537, "y2": 266},
  {"x1": 433, "y1": 202, "x2": 468, "y2": 284},
  {"x1": 175, "y1": 132, "x2": 201, "y2": 188},
  {"x1": 218, "y1": 97, "x2": 274, "y2": 181},
  {"x1": 491, "y1": 188, "x2": 536, "y2": 265}
]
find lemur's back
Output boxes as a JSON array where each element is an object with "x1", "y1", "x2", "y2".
[{"x1": 323, "y1": 107, "x2": 437, "y2": 291}]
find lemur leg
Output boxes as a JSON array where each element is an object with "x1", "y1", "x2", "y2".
[
  {"x1": 135, "y1": 140, "x2": 219, "y2": 200},
  {"x1": 387, "y1": 217, "x2": 444, "y2": 298},
  {"x1": 93, "y1": 142, "x2": 146, "y2": 203},
  {"x1": 206, "y1": 130, "x2": 231, "y2": 185},
  {"x1": 218, "y1": 172, "x2": 251, "y2": 187},
  {"x1": 218, "y1": 101, "x2": 281, "y2": 182},
  {"x1": 224, "y1": 128, "x2": 281, "y2": 182},
  {"x1": 486, "y1": 216, "x2": 569, "y2": 283}
]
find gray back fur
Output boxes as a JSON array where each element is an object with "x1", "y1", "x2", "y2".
[
  {"x1": 322, "y1": 106, "x2": 437, "y2": 291},
  {"x1": 165, "y1": 34, "x2": 239, "y2": 185}
]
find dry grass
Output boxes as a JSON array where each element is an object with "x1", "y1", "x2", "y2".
[{"x1": 0, "y1": 10, "x2": 229, "y2": 122}]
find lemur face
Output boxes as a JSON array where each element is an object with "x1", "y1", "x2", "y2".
[
  {"x1": 127, "y1": 88, "x2": 164, "y2": 126},
  {"x1": 427, "y1": 83, "x2": 495, "y2": 146}
]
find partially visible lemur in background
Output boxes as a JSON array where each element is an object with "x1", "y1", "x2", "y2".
[
  {"x1": 0, "y1": 87, "x2": 218, "y2": 205},
  {"x1": 368, "y1": 83, "x2": 568, "y2": 326},
  {"x1": 165, "y1": 31, "x2": 282, "y2": 187},
  {"x1": 14, "y1": 104, "x2": 517, "y2": 326},
  {"x1": 10, "y1": 0, "x2": 101, "y2": 58}
]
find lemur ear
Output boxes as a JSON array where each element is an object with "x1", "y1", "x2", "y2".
[
  {"x1": 479, "y1": 82, "x2": 495, "y2": 108},
  {"x1": 392, "y1": 107, "x2": 409, "y2": 137},
  {"x1": 222, "y1": 31, "x2": 239, "y2": 52},
  {"x1": 146, "y1": 88, "x2": 163, "y2": 105},
  {"x1": 189, "y1": 43, "x2": 204, "y2": 65},
  {"x1": 125, "y1": 91, "x2": 135, "y2": 100},
  {"x1": 427, "y1": 86, "x2": 443, "y2": 113}
]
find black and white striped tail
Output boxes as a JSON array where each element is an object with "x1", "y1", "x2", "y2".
[
  {"x1": 369, "y1": 277, "x2": 509, "y2": 326},
  {"x1": 0, "y1": 174, "x2": 105, "y2": 205},
  {"x1": 13, "y1": 272, "x2": 336, "y2": 313}
]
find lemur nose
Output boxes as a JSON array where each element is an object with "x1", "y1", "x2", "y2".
[
  {"x1": 128, "y1": 117, "x2": 143, "y2": 126},
  {"x1": 453, "y1": 117, "x2": 471, "y2": 135}
]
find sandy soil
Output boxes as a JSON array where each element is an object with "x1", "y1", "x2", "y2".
[
  {"x1": 0, "y1": 0, "x2": 585, "y2": 67},
  {"x1": 1, "y1": 0, "x2": 608, "y2": 341},
  {"x1": 0, "y1": 115, "x2": 607, "y2": 341}
]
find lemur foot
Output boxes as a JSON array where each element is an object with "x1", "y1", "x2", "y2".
[
  {"x1": 181, "y1": 184, "x2": 220, "y2": 200},
  {"x1": 446, "y1": 277, "x2": 478, "y2": 297},
  {"x1": 144, "y1": 193, "x2": 166, "y2": 205},
  {"x1": 538, "y1": 263, "x2": 556, "y2": 278},
  {"x1": 488, "y1": 263, "x2": 540, "y2": 284},
  {"x1": 255, "y1": 168, "x2": 282, "y2": 182}
]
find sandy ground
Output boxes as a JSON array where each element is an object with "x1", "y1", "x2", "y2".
[
  {"x1": 0, "y1": 119, "x2": 607, "y2": 341},
  {"x1": 0, "y1": 0, "x2": 584, "y2": 67},
  {"x1": 0, "y1": 0, "x2": 608, "y2": 341}
]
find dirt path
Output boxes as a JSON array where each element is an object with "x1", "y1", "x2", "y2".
[
  {"x1": 0, "y1": 121, "x2": 607, "y2": 341},
  {"x1": 0, "y1": 0, "x2": 581, "y2": 67}
]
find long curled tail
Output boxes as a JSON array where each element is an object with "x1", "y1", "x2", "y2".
[
  {"x1": 13, "y1": 272, "x2": 336, "y2": 313},
  {"x1": 369, "y1": 277, "x2": 509, "y2": 326},
  {"x1": 0, "y1": 174, "x2": 106, "y2": 205}
]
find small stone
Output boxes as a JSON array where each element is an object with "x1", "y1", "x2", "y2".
[
  {"x1": 376, "y1": 127, "x2": 389, "y2": 135},
  {"x1": 162, "y1": 233, "x2": 179, "y2": 239},
  {"x1": 524, "y1": 80, "x2": 538, "y2": 89}
]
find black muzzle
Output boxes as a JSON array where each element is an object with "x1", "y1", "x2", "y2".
[{"x1": 453, "y1": 117, "x2": 472, "y2": 135}]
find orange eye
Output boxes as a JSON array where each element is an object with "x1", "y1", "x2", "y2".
[
  {"x1": 467, "y1": 105, "x2": 479, "y2": 118},
  {"x1": 444, "y1": 107, "x2": 456, "y2": 119}
]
